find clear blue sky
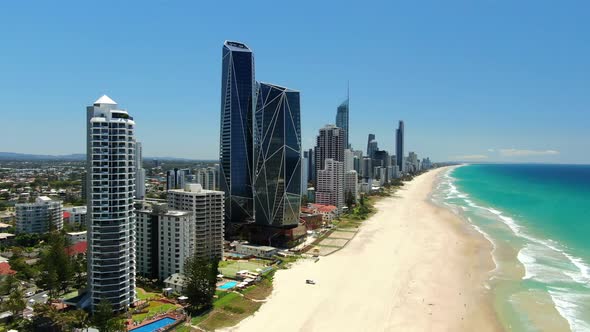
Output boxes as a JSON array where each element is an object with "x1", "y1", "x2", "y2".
[{"x1": 1, "y1": 1, "x2": 589, "y2": 163}]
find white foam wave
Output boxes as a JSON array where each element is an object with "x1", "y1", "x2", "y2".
[
  {"x1": 548, "y1": 288, "x2": 590, "y2": 332},
  {"x1": 469, "y1": 221, "x2": 499, "y2": 273},
  {"x1": 517, "y1": 247, "x2": 537, "y2": 280},
  {"x1": 563, "y1": 252, "x2": 590, "y2": 284},
  {"x1": 438, "y1": 167, "x2": 590, "y2": 330}
]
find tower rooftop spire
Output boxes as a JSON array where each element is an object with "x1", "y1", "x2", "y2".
[{"x1": 94, "y1": 95, "x2": 117, "y2": 105}]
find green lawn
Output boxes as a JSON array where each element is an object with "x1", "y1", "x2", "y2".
[
  {"x1": 62, "y1": 290, "x2": 79, "y2": 300},
  {"x1": 218, "y1": 260, "x2": 268, "y2": 279},
  {"x1": 186, "y1": 274, "x2": 275, "y2": 330},
  {"x1": 132, "y1": 301, "x2": 177, "y2": 322},
  {"x1": 198, "y1": 295, "x2": 261, "y2": 331},
  {"x1": 136, "y1": 287, "x2": 159, "y2": 301}
]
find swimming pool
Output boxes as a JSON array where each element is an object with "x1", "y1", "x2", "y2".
[
  {"x1": 218, "y1": 281, "x2": 238, "y2": 290},
  {"x1": 130, "y1": 317, "x2": 176, "y2": 332}
]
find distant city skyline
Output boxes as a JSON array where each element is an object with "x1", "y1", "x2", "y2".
[{"x1": 1, "y1": 1, "x2": 589, "y2": 163}]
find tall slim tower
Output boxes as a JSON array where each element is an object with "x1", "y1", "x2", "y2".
[
  {"x1": 219, "y1": 40, "x2": 255, "y2": 224},
  {"x1": 396, "y1": 120, "x2": 405, "y2": 172},
  {"x1": 253, "y1": 82, "x2": 301, "y2": 228},
  {"x1": 335, "y1": 87, "x2": 350, "y2": 149},
  {"x1": 135, "y1": 141, "x2": 146, "y2": 200},
  {"x1": 86, "y1": 95, "x2": 136, "y2": 312}
]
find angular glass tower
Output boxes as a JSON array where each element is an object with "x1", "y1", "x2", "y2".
[
  {"x1": 220, "y1": 41, "x2": 255, "y2": 224},
  {"x1": 253, "y1": 82, "x2": 301, "y2": 227}
]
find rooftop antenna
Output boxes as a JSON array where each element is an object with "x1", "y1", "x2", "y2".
[{"x1": 347, "y1": 80, "x2": 350, "y2": 103}]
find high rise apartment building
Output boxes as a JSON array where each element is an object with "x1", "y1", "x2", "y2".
[
  {"x1": 166, "y1": 168, "x2": 188, "y2": 190},
  {"x1": 314, "y1": 125, "x2": 345, "y2": 182},
  {"x1": 86, "y1": 95, "x2": 136, "y2": 312},
  {"x1": 136, "y1": 205, "x2": 194, "y2": 280},
  {"x1": 167, "y1": 184, "x2": 224, "y2": 260},
  {"x1": 316, "y1": 158, "x2": 344, "y2": 213},
  {"x1": 135, "y1": 141, "x2": 146, "y2": 200},
  {"x1": 16, "y1": 196, "x2": 63, "y2": 234}
]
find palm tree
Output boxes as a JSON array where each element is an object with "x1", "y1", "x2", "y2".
[
  {"x1": 3, "y1": 288, "x2": 26, "y2": 322},
  {"x1": 0, "y1": 275, "x2": 19, "y2": 295},
  {"x1": 68, "y1": 309, "x2": 90, "y2": 331}
]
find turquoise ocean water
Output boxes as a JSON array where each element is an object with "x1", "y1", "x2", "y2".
[{"x1": 431, "y1": 164, "x2": 590, "y2": 331}]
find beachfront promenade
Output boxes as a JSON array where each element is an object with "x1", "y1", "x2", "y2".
[{"x1": 229, "y1": 168, "x2": 502, "y2": 332}]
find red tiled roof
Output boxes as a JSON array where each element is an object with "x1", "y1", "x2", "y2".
[
  {"x1": 309, "y1": 203, "x2": 337, "y2": 212},
  {"x1": 317, "y1": 205, "x2": 337, "y2": 213},
  {"x1": 65, "y1": 241, "x2": 87, "y2": 256},
  {"x1": 0, "y1": 262, "x2": 16, "y2": 275}
]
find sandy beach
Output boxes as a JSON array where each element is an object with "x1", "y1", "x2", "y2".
[{"x1": 229, "y1": 167, "x2": 502, "y2": 332}]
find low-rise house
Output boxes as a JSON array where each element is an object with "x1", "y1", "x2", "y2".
[
  {"x1": 300, "y1": 213, "x2": 324, "y2": 230},
  {"x1": 0, "y1": 233, "x2": 15, "y2": 245},
  {"x1": 66, "y1": 231, "x2": 87, "y2": 245},
  {"x1": 0, "y1": 262, "x2": 16, "y2": 276},
  {"x1": 308, "y1": 204, "x2": 338, "y2": 223},
  {"x1": 65, "y1": 241, "x2": 87, "y2": 256},
  {"x1": 235, "y1": 243, "x2": 278, "y2": 258},
  {"x1": 163, "y1": 273, "x2": 187, "y2": 293},
  {"x1": 63, "y1": 206, "x2": 87, "y2": 226}
]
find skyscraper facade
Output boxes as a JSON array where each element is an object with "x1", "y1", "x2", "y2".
[
  {"x1": 316, "y1": 158, "x2": 344, "y2": 212},
  {"x1": 335, "y1": 97, "x2": 350, "y2": 149},
  {"x1": 253, "y1": 83, "x2": 301, "y2": 228},
  {"x1": 396, "y1": 121, "x2": 405, "y2": 172},
  {"x1": 367, "y1": 139, "x2": 379, "y2": 160},
  {"x1": 366, "y1": 133, "x2": 375, "y2": 157},
  {"x1": 344, "y1": 148, "x2": 354, "y2": 172},
  {"x1": 16, "y1": 196, "x2": 63, "y2": 234},
  {"x1": 314, "y1": 124, "x2": 345, "y2": 183},
  {"x1": 136, "y1": 204, "x2": 194, "y2": 280},
  {"x1": 374, "y1": 150, "x2": 390, "y2": 168},
  {"x1": 195, "y1": 167, "x2": 217, "y2": 190},
  {"x1": 219, "y1": 40, "x2": 255, "y2": 224},
  {"x1": 86, "y1": 95, "x2": 136, "y2": 312},
  {"x1": 344, "y1": 170, "x2": 358, "y2": 203},
  {"x1": 362, "y1": 157, "x2": 373, "y2": 180},
  {"x1": 135, "y1": 141, "x2": 146, "y2": 200},
  {"x1": 167, "y1": 184, "x2": 224, "y2": 260},
  {"x1": 306, "y1": 148, "x2": 314, "y2": 183},
  {"x1": 166, "y1": 168, "x2": 188, "y2": 190}
]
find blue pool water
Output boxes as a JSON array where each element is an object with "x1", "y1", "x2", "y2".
[
  {"x1": 219, "y1": 281, "x2": 238, "y2": 290},
  {"x1": 130, "y1": 317, "x2": 176, "y2": 332}
]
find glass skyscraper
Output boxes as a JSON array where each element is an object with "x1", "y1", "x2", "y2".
[
  {"x1": 396, "y1": 120, "x2": 405, "y2": 172},
  {"x1": 335, "y1": 98, "x2": 349, "y2": 149},
  {"x1": 219, "y1": 41, "x2": 255, "y2": 224},
  {"x1": 253, "y1": 82, "x2": 301, "y2": 227},
  {"x1": 366, "y1": 133, "x2": 375, "y2": 157}
]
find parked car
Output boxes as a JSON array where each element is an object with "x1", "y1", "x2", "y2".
[{"x1": 25, "y1": 291, "x2": 34, "y2": 297}]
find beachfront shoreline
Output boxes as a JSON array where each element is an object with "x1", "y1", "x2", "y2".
[{"x1": 228, "y1": 167, "x2": 502, "y2": 332}]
